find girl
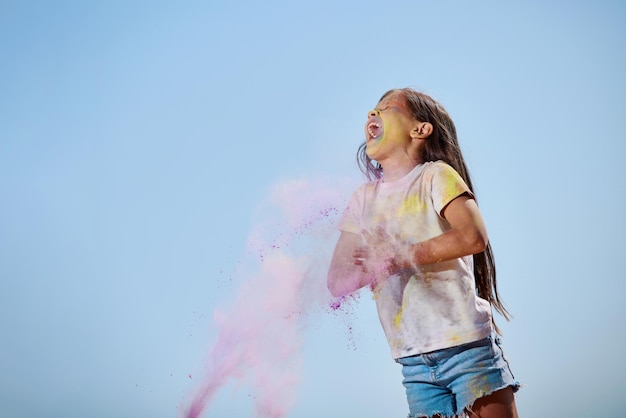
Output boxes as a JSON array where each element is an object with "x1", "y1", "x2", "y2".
[{"x1": 327, "y1": 88, "x2": 520, "y2": 418}]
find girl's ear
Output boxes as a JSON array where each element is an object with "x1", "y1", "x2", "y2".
[{"x1": 411, "y1": 122, "x2": 434, "y2": 139}]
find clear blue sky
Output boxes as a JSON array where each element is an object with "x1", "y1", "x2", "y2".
[{"x1": 1, "y1": 1, "x2": 625, "y2": 417}]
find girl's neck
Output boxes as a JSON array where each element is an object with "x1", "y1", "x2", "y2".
[{"x1": 380, "y1": 157, "x2": 423, "y2": 182}]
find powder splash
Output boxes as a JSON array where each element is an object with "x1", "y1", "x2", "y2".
[{"x1": 181, "y1": 177, "x2": 358, "y2": 418}]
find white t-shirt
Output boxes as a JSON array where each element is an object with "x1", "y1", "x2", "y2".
[{"x1": 339, "y1": 161, "x2": 493, "y2": 358}]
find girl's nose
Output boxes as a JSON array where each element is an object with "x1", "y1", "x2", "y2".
[{"x1": 368, "y1": 109, "x2": 380, "y2": 118}]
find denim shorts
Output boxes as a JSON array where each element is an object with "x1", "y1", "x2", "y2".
[{"x1": 395, "y1": 336, "x2": 519, "y2": 418}]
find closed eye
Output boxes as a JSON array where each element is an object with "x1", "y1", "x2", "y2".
[{"x1": 376, "y1": 106, "x2": 398, "y2": 113}]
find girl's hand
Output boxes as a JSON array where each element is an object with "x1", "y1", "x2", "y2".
[
  {"x1": 327, "y1": 231, "x2": 375, "y2": 297},
  {"x1": 354, "y1": 228, "x2": 410, "y2": 285}
]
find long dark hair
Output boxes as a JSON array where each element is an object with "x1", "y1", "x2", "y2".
[{"x1": 357, "y1": 88, "x2": 511, "y2": 328}]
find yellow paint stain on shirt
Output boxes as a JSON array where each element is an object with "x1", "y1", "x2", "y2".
[
  {"x1": 393, "y1": 298, "x2": 408, "y2": 328},
  {"x1": 443, "y1": 171, "x2": 461, "y2": 195},
  {"x1": 436, "y1": 167, "x2": 469, "y2": 208},
  {"x1": 397, "y1": 195, "x2": 426, "y2": 217}
]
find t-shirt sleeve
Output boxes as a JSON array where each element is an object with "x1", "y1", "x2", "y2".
[
  {"x1": 430, "y1": 163, "x2": 473, "y2": 216},
  {"x1": 338, "y1": 186, "x2": 363, "y2": 234}
]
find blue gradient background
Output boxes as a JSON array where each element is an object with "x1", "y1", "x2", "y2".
[{"x1": 1, "y1": 1, "x2": 624, "y2": 417}]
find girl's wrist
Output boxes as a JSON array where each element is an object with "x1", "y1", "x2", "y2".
[
  {"x1": 411, "y1": 243, "x2": 428, "y2": 266},
  {"x1": 394, "y1": 245, "x2": 417, "y2": 270}
]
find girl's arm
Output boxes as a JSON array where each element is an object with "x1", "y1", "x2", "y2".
[
  {"x1": 328, "y1": 194, "x2": 488, "y2": 296},
  {"x1": 409, "y1": 194, "x2": 488, "y2": 266},
  {"x1": 327, "y1": 231, "x2": 373, "y2": 297}
]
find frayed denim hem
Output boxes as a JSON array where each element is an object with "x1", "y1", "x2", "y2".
[
  {"x1": 406, "y1": 412, "x2": 465, "y2": 418},
  {"x1": 405, "y1": 382, "x2": 521, "y2": 418},
  {"x1": 460, "y1": 382, "x2": 521, "y2": 417}
]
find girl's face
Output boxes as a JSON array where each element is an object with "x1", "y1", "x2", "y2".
[{"x1": 364, "y1": 92, "x2": 417, "y2": 162}]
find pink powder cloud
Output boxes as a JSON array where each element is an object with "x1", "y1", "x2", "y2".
[{"x1": 181, "y1": 176, "x2": 357, "y2": 418}]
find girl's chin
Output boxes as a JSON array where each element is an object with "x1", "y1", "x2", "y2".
[
  {"x1": 365, "y1": 141, "x2": 378, "y2": 155},
  {"x1": 365, "y1": 149, "x2": 379, "y2": 160}
]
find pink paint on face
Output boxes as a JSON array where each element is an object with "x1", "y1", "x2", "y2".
[{"x1": 181, "y1": 177, "x2": 357, "y2": 418}]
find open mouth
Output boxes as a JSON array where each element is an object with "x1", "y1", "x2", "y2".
[{"x1": 367, "y1": 121, "x2": 383, "y2": 141}]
